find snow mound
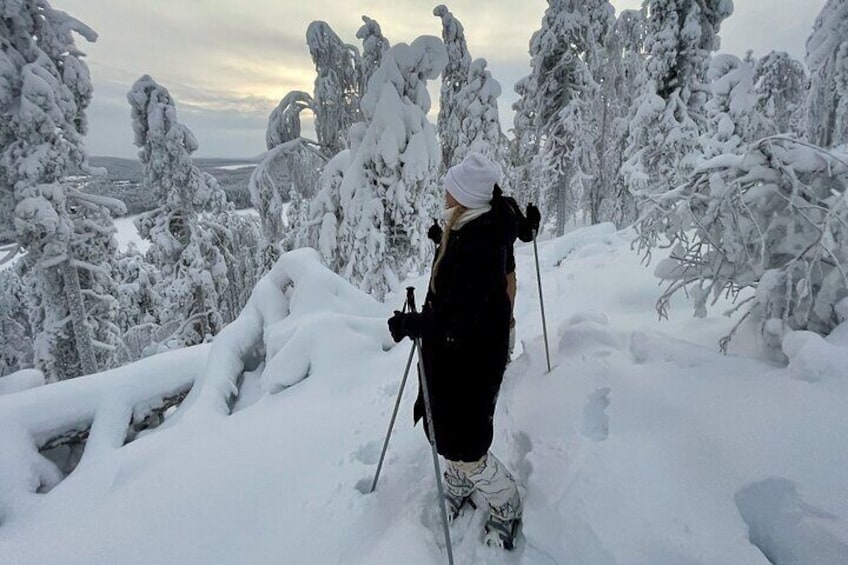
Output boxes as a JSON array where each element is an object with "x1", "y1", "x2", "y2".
[
  {"x1": 0, "y1": 369, "x2": 44, "y2": 396},
  {"x1": 557, "y1": 311, "x2": 625, "y2": 357},
  {"x1": 783, "y1": 330, "x2": 848, "y2": 382}
]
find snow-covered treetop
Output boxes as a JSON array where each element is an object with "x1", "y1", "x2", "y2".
[
  {"x1": 360, "y1": 35, "x2": 447, "y2": 119},
  {"x1": 306, "y1": 21, "x2": 361, "y2": 154},
  {"x1": 644, "y1": 0, "x2": 734, "y2": 104},
  {"x1": 754, "y1": 51, "x2": 807, "y2": 136},
  {"x1": 614, "y1": 8, "x2": 647, "y2": 54},
  {"x1": 434, "y1": 4, "x2": 472, "y2": 94},
  {"x1": 127, "y1": 75, "x2": 226, "y2": 214},
  {"x1": 702, "y1": 54, "x2": 770, "y2": 157},
  {"x1": 0, "y1": 0, "x2": 97, "y2": 259},
  {"x1": 525, "y1": 0, "x2": 614, "y2": 128},
  {"x1": 356, "y1": 15, "x2": 390, "y2": 90},
  {"x1": 265, "y1": 91, "x2": 314, "y2": 150},
  {"x1": 805, "y1": 0, "x2": 848, "y2": 71}
]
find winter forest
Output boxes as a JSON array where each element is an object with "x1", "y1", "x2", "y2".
[{"x1": 2, "y1": 0, "x2": 848, "y2": 563}]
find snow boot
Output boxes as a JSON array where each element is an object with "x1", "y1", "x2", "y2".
[
  {"x1": 483, "y1": 514, "x2": 521, "y2": 550},
  {"x1": 445, "y1": 491, "x2": 477, "y2": 523}
]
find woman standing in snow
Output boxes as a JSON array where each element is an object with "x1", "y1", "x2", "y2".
[{"x1": 388, "y1": 152, "x2": 523, "y2": 549}]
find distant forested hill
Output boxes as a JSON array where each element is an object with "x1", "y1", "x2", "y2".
[{"x1": 86, "y1": 156, "x2": 261, "y2": 215}]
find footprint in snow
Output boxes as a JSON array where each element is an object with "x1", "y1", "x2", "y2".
[{"x1": 581, "y1": 387, "x2": 611, "y2": 442}]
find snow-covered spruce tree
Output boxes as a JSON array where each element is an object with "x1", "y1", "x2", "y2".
[
  {"x1": 508, "y1": 76, "x2": 540, "y2": 206},
  {"x1": 637, "y1": 139, "x2": 848, "y2": 360},
  {"x1": 128, "y1": 75, "x2": 234, "y2": 350},
  {"x1": 754, "y1": 51, "x2": 808, "y2": 137},
  {"x1": 452, "y1": 59, "x2": 502, "y2": 164},
  {"x1": 0, "y1": 0, "x2": 124, "y2": 380},
  {"x1": 356, "y1": 16, "x2": 390, "y2": 96},
  {"x1": 597, "y1": 7, "x2": 647, "y2": 226},
  {"x1": 622, "y1": 0, "x2": 734, "y2": 202},
  {"x1": 700, "y1": 54, "x2": 772, "y2": 160},
  {"x1": 434, "y1": 4, "x2": 473, "y2": 169},
  {"x1": 0, "y1": 268, "x2": 33, "y2": 376},
  {"x1": 336, "y1": 36, "x2": 447, "y2": 299},
  {"x1": 805, "y1": 0, "x2": 848, "y2": 148},
  {"x1": 307, "y1": 21, "x2": 361, "y2": 156},
  {"x1": 517, "y1": 0, "x2": 615, "y2": 234}
]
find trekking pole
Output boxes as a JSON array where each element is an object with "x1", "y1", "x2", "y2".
[
  {"x1": 532, "y1": 230, "x2": 552, "y2": 373},
  {"x1": 370, "y1": 329, "x2": 416, "y2": 493},
  {"x1": 408, "y1": 287, "x2": 455, "y2": 565}
]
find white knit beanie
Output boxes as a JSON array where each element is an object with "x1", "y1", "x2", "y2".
[{"x1": 443, "y1": 152, "x2": 501, "y2": 209}]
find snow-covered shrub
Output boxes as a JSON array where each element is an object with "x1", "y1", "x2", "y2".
[{"x1": 638, "y1": 138, "x2": 848, "y2": 360}]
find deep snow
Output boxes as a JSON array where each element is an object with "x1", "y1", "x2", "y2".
[{"x1": 1, "y1": 225, "x2": 846, "y2": 565}]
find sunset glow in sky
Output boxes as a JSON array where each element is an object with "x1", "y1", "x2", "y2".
[{"x1": 65, "y1": 0, "x2": 821, "y2": 159}]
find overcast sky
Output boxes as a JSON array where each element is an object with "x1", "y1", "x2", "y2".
[{"x1": 64, "y1": 0, "x2": 821, "y2": 159}]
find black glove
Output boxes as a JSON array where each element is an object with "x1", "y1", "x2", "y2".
[
  {"x1": 387, "y1": 311, "x2": 427, "y2": 343},
  {"x1": 526, "y1": 203, "x2": 541, "y2": 233},
  {"x1": 388, "y1": 311, "x2": 406, "y2": 342},
  {"x1": 427, "y1": 220, "x2": 443, "y2": 244}
]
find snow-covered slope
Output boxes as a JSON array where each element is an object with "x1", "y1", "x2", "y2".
[{"x1": 1, "y1": 226, "x2": 847, "y2": 565}]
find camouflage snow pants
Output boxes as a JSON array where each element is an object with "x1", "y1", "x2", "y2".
[{"x1": 444, "y1": 452, "x2": 522, "y2": 520}]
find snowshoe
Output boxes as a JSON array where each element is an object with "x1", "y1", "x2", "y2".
[
  {"x1": 483, "y1": 514, "x2": 521, "y2": 550},
  {"x1": 445, "y1": 492, "x2": 477, "y2": 523}
]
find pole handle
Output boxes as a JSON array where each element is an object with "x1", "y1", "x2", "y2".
[{"x1": 406, "y1": 286, "x2": 416, "y2": 312}]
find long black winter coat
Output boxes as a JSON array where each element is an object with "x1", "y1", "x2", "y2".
[{"x1": 413, "y1": 204, "x2": 514, "y2": 462}]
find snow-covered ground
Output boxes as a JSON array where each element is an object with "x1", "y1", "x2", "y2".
[{"x1": 1, "y1": 225, "x2": 846, "y2": 564}]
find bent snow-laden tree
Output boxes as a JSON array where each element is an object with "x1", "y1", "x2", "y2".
[
  {"x1": 0, "y1": 0, "x2": 124, "y2": 381},
  {"x1": 805, "y1": 0, "x2": 848, "y2": 148},
  {"x1": 434, "y1": 4, "x2": 473, "y2": 169},
  {"x1": 249, "y1": 90, "x2": 323, "y2": 265},
  {"x1": 128, "y1": 75, "x2": 234, "y2": 350},
  {"x1": 335, "y1": 36, "x2": 447, "y2": 299},
  {"x1": 307, "y1": 21, "x2": 362, "y2": 156},
  {"x1": 637, "y1": 139, "x2": 848, "y2": 361}
]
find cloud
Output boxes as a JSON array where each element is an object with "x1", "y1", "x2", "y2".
[{"x1": 66, "y1": 0, "x2": 817, "y2": 158}]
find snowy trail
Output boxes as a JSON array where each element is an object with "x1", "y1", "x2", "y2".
[{"x1": 2, "y1": 228, "x2": 847, "y2": 564}]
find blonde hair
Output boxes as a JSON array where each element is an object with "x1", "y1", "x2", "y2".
[{"x1": 429, "y1": 205, "x2": 466, "y2": 293}]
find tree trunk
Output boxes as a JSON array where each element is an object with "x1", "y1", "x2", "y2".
[
  {"x1": 60, "y1": 260, "x2": 97, "y2": 377},
  {"x1": 594, "y1": 98, "x2": 610, "y2": 225},
  {"x1": 555, "y1": 174, "x2": 568, "y2": 237}
]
